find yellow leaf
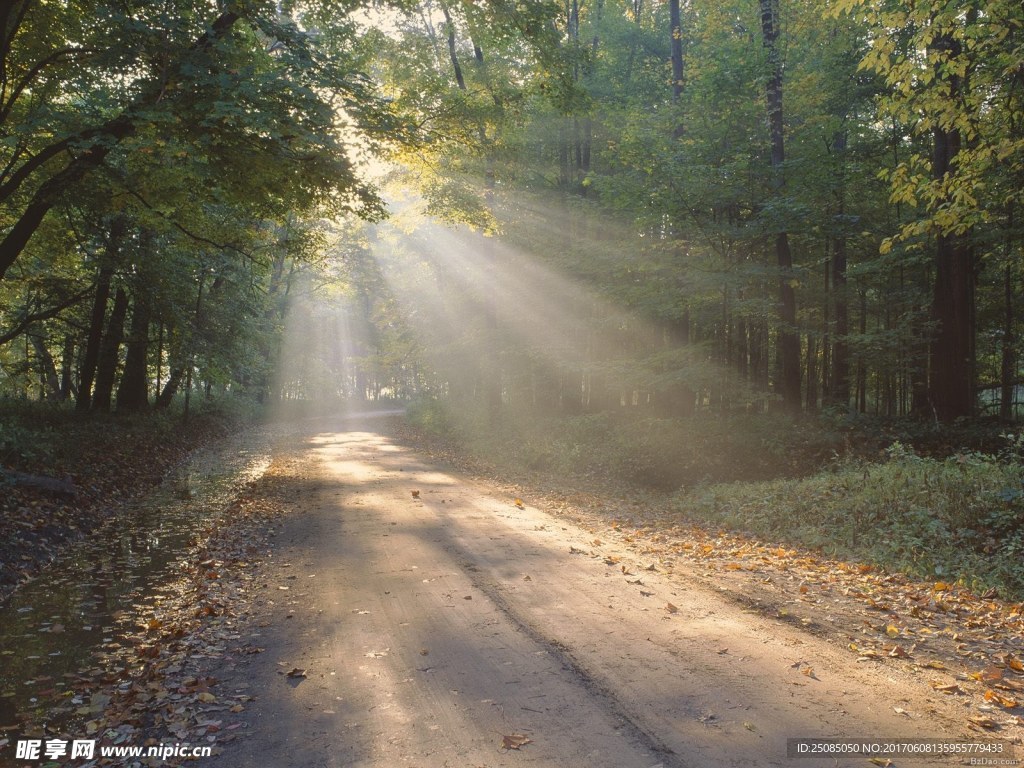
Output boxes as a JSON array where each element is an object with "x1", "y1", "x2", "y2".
[
  {"x1": 886, "y1": 624, "x2": 900, "y2": 637},
  {"x1": 984, "y1": 689, "x2": 1019, "y2": 708}
]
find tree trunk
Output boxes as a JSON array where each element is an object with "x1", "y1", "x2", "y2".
[
  {"x1": 91, "y1": 286, "x2": 128, "y2": 412},
  {"x1": 1000, "y1": 250, "x2": 1016, "y2": 421},
  {"x1": 60, "y1": 333, "x2": 75, "y2": 401},
  {"x1": 76, "y1": 263, "x2": 115, "y2": 411},
  {"x1": 669, "y1": 0, "x2": 685, "y2": 112},
  {"x1": 829, "y1": 130, "x2": 851, "y2": 408},
  {"x1": 29, "y1": 329, "x2": 61, "y2": 402},
  {"x1": 759, "y1": 0, "x2": 801, "y2": 410},
  {"x1": 925, "y1": 29, "x2": 975, "y2": 422},
  {"x1": 116, "y1": 290, "x2": 151, "y2": 412},
  {"x1": 155, "y1": 366, "x2": 185, "y2": 410}
]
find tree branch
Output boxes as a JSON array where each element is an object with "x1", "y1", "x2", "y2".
[{"x1": 0, "y1": 286, "x2": 92, "y2": 347}]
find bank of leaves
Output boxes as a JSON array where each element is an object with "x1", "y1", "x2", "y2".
[
  {"x1": 0, "y1": 400, "x2": 248, "y2": 600},
  {"x1": 680, "y1": 439, "x2": 1024, "y2": 599}
]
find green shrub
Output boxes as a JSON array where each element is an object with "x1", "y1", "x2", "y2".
[
  {"x1": 678, "y1": 439, "x2": 1024, "y2": 599},
  {"x1": 406, "y1": 396, "x2": 454, "y2": 436}
]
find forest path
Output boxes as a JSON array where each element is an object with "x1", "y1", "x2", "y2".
[{"x1": 206, "y1": 419, "x2": 992, "y2": 768}]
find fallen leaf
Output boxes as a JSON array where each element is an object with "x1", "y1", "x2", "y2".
[
  {"x1": 868, "y1": 758, "x2": 894, "y2": 767},
  {"x1": 980, "y1": 666, "x2": 1005, "y2": 682},
  {"x1": 930, "y1": 682, "x2": 963, "y2": 695},
  {"x1": 967, "y1": 715, "x2": 997, "y2": 729},
  {"x1": 513, "y1": 498, "x2": 524, "y2": 509},
  {"x1": 984, "y1": 689, "x2": 1019, "y2": 708},
  {"x1": 197, "y1": 692, "x2": 216, "y2": 703},
  {"x1": 664, "y1": 602, "x2": 679, "y2": 614},
  {"x1": 501, "y1": 733, "x2": 531, "y2": 750},
  {"x1": 285, "y1": 667, "x2": 307, "y2": 677},
  {"x1": 411, "y1": 490, "x2": 420, "y2": 498}
]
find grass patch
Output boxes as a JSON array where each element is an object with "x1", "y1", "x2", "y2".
[{"x1": 679, "y1": 440, "x2": 1024, "y2": 599}]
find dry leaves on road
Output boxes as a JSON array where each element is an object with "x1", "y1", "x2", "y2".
[{"x1": 501, "y1": 733, "x2": 531, "y2": 750}]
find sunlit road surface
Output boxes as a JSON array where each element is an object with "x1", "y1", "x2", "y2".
[{"x1": 208, "y1": 425, "x2": 987, "y2": 768}]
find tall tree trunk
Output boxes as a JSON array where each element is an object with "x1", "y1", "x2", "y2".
[
  {"x1": 91, "y1": 286, "x2": 128, "y2": 412},
  {"x1": 60, "y1": 333, "x2": 75, "y2": 401},
  {"x1": 857, "y1": 289, "x2": 867, "y2": 413},
  {"x1": 76, "y1": 263, "x2": 115, "y2": 411},
  {"x1": 1000, "y1": 237, "x2": 1016, "y2": 422},
  {"x1": 759, "y1": 0, "x2": 801, "y2": 411},
  {"x1": 927, "y1": 32, "x2": 974, "y2": 421},
  {"x1": 805, "y1": 334, "x2": 818, "y2": 411},
  {"x1": 116, "y1": 290, "x2": 151, "y2": 412},
  {"x1": 624, "y1": 0, "x2": 644, "y2": 83},
  {"x1": 439, "y1": 0, "x2": 466, "y2": 90},
  {"x1": 669, "y1": 0, "x2": 685, "y2": 135},
  {"x1": 829, "y1": 130, "x2": 851, "y2": 408}
]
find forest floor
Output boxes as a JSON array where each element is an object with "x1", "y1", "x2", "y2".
[
  {"x1": 3, "y1": 413, "x2": 1023, "y2": 767},
  {"x1": 0, "y1": 410, "x2": 236, "y2": 602}
]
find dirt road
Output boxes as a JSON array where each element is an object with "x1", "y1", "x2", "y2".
[{"x1": 206, "y1": 421, "x2": 1013, "y2": 768}]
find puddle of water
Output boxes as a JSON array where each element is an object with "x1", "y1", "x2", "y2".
[{"x1": 0, "y1": 427, "x2": 273, "y2": 734}]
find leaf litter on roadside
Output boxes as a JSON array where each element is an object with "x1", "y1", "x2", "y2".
[{"x1": 11, "y1": 469, "x2": 292, "y2": 758}]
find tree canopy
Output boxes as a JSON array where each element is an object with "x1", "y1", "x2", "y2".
[{"x1": 0, "y1": 0, "x2": 1021, "y2": 425}]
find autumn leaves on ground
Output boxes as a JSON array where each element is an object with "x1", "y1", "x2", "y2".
[{"x1": 1, "y1": 411, "x2": 1022, "y2": 767}]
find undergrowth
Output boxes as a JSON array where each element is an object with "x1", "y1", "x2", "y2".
[
  {"x1": 407, "y1": 396, "x2": 1024, "y2": 599},
  {"x1": 680, "y1": 439, "x2": 1024, "y2": 599}
]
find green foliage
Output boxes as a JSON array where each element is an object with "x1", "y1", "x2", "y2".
[
  {"x1": 682, "y1": 440, "x2": 1024, "y2": 599},
  {"x1": 414, "y1": 399, "x2": 846, "y2": 490},
  {"x1": 0, "y1": 399, "x2": 61, "y2": 467},
  {"x1": 405, "y1": 395, "x2": 452, "y2": 436}
]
